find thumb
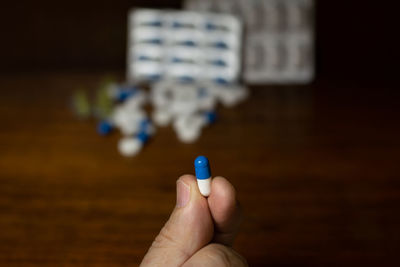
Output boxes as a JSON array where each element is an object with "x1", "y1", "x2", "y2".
[
  {"x1": 183, "y1": 243, "x2": 248, "y2": 267},
  {"x1": 140, "y1": 175, "x2": 214, "y2": 267}
]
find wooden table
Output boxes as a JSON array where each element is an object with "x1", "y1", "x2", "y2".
[{"x1": 0, "y1": 72, "x2": 399, "y2": 266}]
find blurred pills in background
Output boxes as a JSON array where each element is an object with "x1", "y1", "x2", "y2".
[
  {"x1": 70, "y1": 8, "x2": 251, "y2": 157},
  {"x1": 71, "y1": 77, "x2": 248, "y2": 157},
  {"x1": 70, "y1": 1, "x2": 314, "y2": 157}
]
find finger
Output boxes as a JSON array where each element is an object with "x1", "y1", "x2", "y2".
[
  {"x1": 208, "y1": 176, "x2": 243, "y2": 246},
  {"x1": 140, "y1": 175, "x2": 214, "y2": 267},
  {"x1": 182, "y1": 243, "x2": 248, "y2": 267}
]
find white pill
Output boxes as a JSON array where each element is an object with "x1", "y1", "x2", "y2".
[
  {"x1": 198, "y1": 95, "x2": 217, "y2": 110},
  {"x1": 113, "y1": 105, "x2": 145, "y2": 124},
  {"x1": 119, "y1": 122, "x2": 140, "y2": 136},
  {"x1": 153, "y1": 108, "x2": 172, "y2": 126},
  {"x1": 197, "y1": 178, "x2": 211, "y2": 197},
  {"x1": 118, "y1": 137, "x2": 143, "y2": 157},
  {"x1": 173, "y1": 114, "x2": 205, "y2": 143},
  {"x1": 217, "y1": 85, "x2": 249, "y2": 107},
  {"x1": 124, "y1": 91, "x2": 147, "y2": 110},
  {"x1": 173, "y1": 114, "x2": 206, "y2": 132},
  {"x1": 176, "y1": 126, "x2": 201, "y2": 144}
]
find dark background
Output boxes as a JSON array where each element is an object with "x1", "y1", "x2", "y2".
[
  {"x1": 1, "y1": 1, "x2": 398, "y2": 84},
  {"x1": 1, "y1": 1, "x2": 399, "y2": 266}
]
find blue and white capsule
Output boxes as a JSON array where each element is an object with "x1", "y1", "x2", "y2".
[{"x1": 194, "y1": 156, "x2": 212, "y2": 197}]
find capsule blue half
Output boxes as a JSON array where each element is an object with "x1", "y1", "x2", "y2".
[{"x1": 194, "y1": 156, "x2": 211, "y2": 180}]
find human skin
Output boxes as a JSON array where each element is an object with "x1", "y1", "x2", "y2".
[{"x1": 140, "y1": 175, "x2": 247, "y2": 266}]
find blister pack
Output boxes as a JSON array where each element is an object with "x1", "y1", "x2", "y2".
[
  {"x1": 127, "y1": 9, "x2": 242, "y2": 84},
  {"x1": 185, "y1": 0, "x2": 314, "y2": 84}
]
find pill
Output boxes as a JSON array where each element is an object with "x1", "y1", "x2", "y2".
[
  {"x1": 118, "y1": 137, "x2": 143, "y2": 157},
  {"x1": 143, "y1": 21, "x2": 162, "y2": 27},
  {"x1": 194, "y1": 155, "x2": 212, "y2": 197},
  {"x1": 108, "y1": 84, "x2": 138, "y2": 102},
  {"x1": 204, "y1": 111, "x2": 217, "y2": 124},
  {"x1": 137, "y1": 131, "x2": 150, "y2": 144},
  {"x1": 214, "y1": 41, "x2": 228, "y2": 49},
  {"x1": 179, "y1": 76, "x2": 195, "y2": 83},
  {"x1": 214, "y1": 77, "x2": 230, "y2": 85},
  {"x1": 172, "y1": 21, "x2": 183, "y2": 28},
  {"x1": 145, "y1": 39, "x2": 163, "y2": 45},
  {"x1": 211, "y1": 59, "x2": 227, "y2": 67},
  {"x1": 153, "y1": 108, "x2": 172, "y2": 126},
  {"x1": 97, "y1": 120, "x2": 113, "y2": 136},
  {"x1": 138, "y1": 55, "x2": 151, "y2": 61},
  {"x1": 205, "y1": 22, "x2": 217, "y2": 30},
  {"x1": 71, "y1": 89, "x2": 91, "y2": 120},
  {"x1": 176, "y1": 126, "x2": 201, "y2": 143},
  {"x1": 139, "y1": 118, "x2": 154, "y2": 134},
  {"x1": 180, "y1": 40, "x2": 196, "y2": 47},
  {"x1": 147, "y1": 74, "x2": 162, "y2": 81}
]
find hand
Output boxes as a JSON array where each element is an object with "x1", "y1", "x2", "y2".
[{"x1": 140, "y1": 174, "x2": 247, "y2": 266}]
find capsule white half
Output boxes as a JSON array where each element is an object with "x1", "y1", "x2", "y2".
[{"x1": 197, "y1": 177, "x2": 211, "y2": 197}]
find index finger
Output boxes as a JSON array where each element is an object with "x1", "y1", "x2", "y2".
[{"x1": 207, "y1": 176, "x2": 243, "y2": 246}]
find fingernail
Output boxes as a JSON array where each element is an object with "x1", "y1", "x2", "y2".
[{"x1": 176, "y1": 180, "x2": 190, "y2": 208}]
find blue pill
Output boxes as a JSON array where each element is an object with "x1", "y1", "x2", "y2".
[
  {"x1": 139, "y1": 119, "x2": 151, "y2": 132},
  {"x1": 97, "y1": 121, "x2": 113, "y2": 136},
  {"x1": 172, "y1": 21, "x2": 183, "y2": 28},
  {"x1": 172, "y1": 57, "x2": 183, "y2": 63},
  {"x1": 205, "y1": 111, "x2": 217, "y2": 124},
  {"x1": 194, "y1": 156, "x2": 211, "y2": 180},
  {"x1": 181, "y1": 40, "x2": 196, "y2": 47},
  {"x1": 214, "y1": 42, "x2": 228, "y2": 49},
  {"x1": 148, "y1": 21, "x2": 162, "y2": 27},
  {"x1": 116, "y1": 88, "x2": 137, "y2": 101},
  {"x1": 179, "y1": 76, "x2": 194, "y2": 83},
  {"x1": 138, "y1": 55, "x2": 150, "y2": 61},
  {"x1": 214, "y1": 77, "x2": 230, "y2": 85},
  {"x1": 147, "y1": 39, "x2": 163, "y2": 45},
  {"x1": 147, "y1": 74, "x2": 162, "y2": 81},
  {"x1": 137, "y1": 131, "x2": 150, "y2": 144},
  {"x1": 206, "y1": 23, "x2": 217, "y2": 30},
  {"x1": 212, "y1": 59, "x2": 227, "y2": 67}
]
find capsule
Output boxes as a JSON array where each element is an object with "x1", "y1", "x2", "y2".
[
  {"x1": 194, "y1": 156, "x2": 212, "y2": 197},
  {"x1": 97, "y1": 120, "x2": 114, "y2": 136}
]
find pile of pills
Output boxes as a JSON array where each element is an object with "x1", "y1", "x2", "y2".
[
  {"x1": 71, "y1": 79, "x2": 248, "y2": 157},
  {"x1": 96, "y1": 84, "x2": 156, "y2": 157},
  {"x1": 151, "y1": 80, "x2": 248, "y2": 143}
]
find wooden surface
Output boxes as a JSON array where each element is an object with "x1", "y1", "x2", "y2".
[{"x1": 0, "y1": 72, "x2": 399, "y2": 266}]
